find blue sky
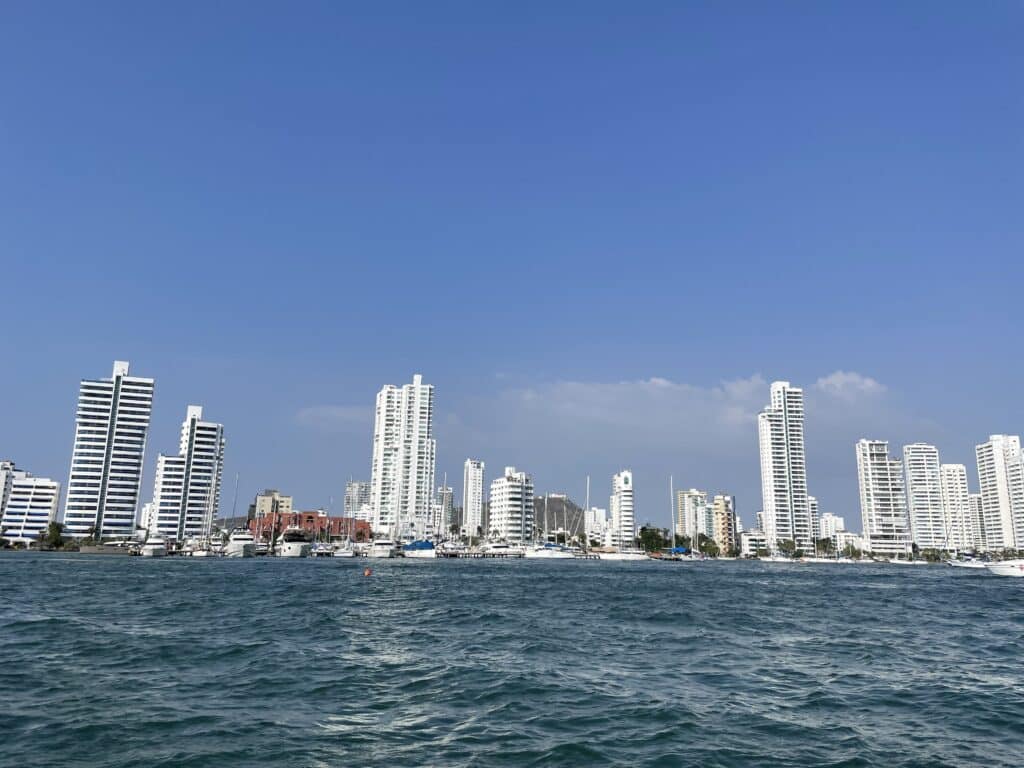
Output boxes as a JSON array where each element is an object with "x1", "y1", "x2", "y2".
[{"x1": 2, "y1": 2, "x2": 1021, "y2": 529}]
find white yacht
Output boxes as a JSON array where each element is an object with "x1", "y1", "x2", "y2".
[
  {"x1": 479, "y1": 541, "x2": 524, "y2": 556},
  {"x1": 985, "y1": 560, "x2": 1024, "y2": 577},
  {"x1": 276, "y1": 526, "x2": 312, "y2": 558},
  {"x1": 524, "y1": 542, "x2": 574, "y2": 559},
  {"x1": 140, "y1": 535, "x2": 168, "y2": 558},
  {"x1": 402, "y1": 540, "x2": 437, "y2": 559},
  {"x1": 332, "y1": 542, "x2": 356, "y2": 558},
  {"x1": 224, "y1": 528, "x2": 255, "y2": 558},
  {"x1": 597, "y1": 549, "x2": 649, "y2": 561},
  {"x1": 948, "y1": 558, "x2": 987, "y2": 570},
  {"x1": 367, "y1": 538, "x2": 397, "y2": 558}
]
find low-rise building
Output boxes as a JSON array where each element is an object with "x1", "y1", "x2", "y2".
[
  {"x1": 250, "y1": 510, "x2": 371, "y2": 543},
  {"x1": 0, "y1": 462, "x2": 61, "y2": 545},
  {"x1": 740, "y1": 528, "x2": 768, "y2": 557}
]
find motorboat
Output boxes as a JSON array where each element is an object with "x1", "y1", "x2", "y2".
[
  {"x1": 140, "y1": 535, "x2": 168, "y2": 558},
  {"x1": 597, "y1": 549, "x2": 650, "y2": 561},
  {"x1": 310, "y1": 542, "x2": 335, "y2": 557},
  {"x1": 180, "y1": 538, "x2": 220, "y2": 557},
  {"x1": 985, "y1": 559, "x2": 1024, "y2": 577},
  {"x1": 479, "y1": 541, "x2": 524, "y2": 556},
  {"x1": 523, "y1": 542, "x2": 574, "y2": 559},
  {"x1": 224, "y1": 528, "x2": 255, "y2": 558},
  {"x1": 402, "y1": 540, "x2": 437, "y2": 559},
  {"x1": 948, "y1": 558, "x2": 987, "y2": 569},
  {"x1": 276, "y1": 526, "x2": 312, "y2": 558},
  {"x1": 332, "y1": 542, "x2": 356, "y2": 558},
  {"x1": 367, "y1": 538, "x2": 397, "y2": 558},
  {"x1": 254, "y1": 540, "x2": 270, "y2": 556}
]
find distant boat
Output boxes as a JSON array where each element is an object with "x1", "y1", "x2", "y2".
[
  {"x1": 276, "y1": 526, "x2": 311, "y2": 558},
  {"x1": 597, "y1": 550, "x2": 649, "y2": 561},
  {"x1": 479, "y1": 541, "x2": 524, "y2": 556},
  {"x1": 367, "y1": 538, "x2": 397, "y2": 559},
  {"x1": 140, "y1": 535, "x2": 168, "y2": 558},
  {"x1": 523, "y1": 542, "x2": 574, "y2": 559},
  {"x1": 224, "y1": 528, "x2": 255, "y2": 558},
  {"x1": 985, "y1": 560, "x2": 1024, "y2": 578},
  {"x1": 948, "y1": 559, "x2": 986, "y2": 569},
  {"x1": 402, "y1": 540, "x2": 437, "y2": 559}
]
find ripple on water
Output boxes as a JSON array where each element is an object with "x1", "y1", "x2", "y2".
[{"x1": 1, "y1": 554, "x2": 1023, "y2": 767}]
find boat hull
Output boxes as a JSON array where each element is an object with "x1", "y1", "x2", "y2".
[
  {"x1": 524, "y1": 548, "x2": 574, "y2": 559},
  {"x1": 224, "y1": 542, "x2": 254, "y2": 558},
  {"x1": 277, "y1": 542, "x2": 311, "y2": 558},
  {"x1": 403, "y1": 549, "x2": 437, "y2": 558},
  {"x1": 598, "y1": 551, "x2": 649, "y2": 561},
  {"x1": 985, "y1": 560, "x2": 1024, "y2": 577},
  {"x1": 141, "y1": 546, "x2": 167, "y2": 558}
]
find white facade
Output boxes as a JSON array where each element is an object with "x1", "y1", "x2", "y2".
[
  {"x1": 609, "y1": 470, "x2": 635, "y2": 547},
  {"x1": 818, "y1": 512, "x2": 846, "y2": 540},
  {"x1": 151, "y1": 406, "x2": 225, "y2": 543},
  {"x1": 758, "y1": 381, "x2": 814, "y2": 553},
  {"x1": 856, "y1": 440, "x2": 910, "y2": 556},
  {"x1": 0, "y1": 465, "x2": 60, "y2": 544},
  {"x1": 740, "y1": 528, "x2": 767, "y2": 557},
  {"x1": 63, "y1": 361, "x2": 154, "y2": 539},
  {"x1": 343, "y1": 480, "x2": 371, "y2": 519},
  {"x1": 434, "y1": 484, "x2": 454, "y2": 536},
  {"x1": 488, "y1": 467, "x2": 534, "y2": 544},
  {"x1": 675, "y1": 489, "x2": 708, "y2": 542},
  {"x1": 975, "y1": 435, "x2": 1024, "y2": 551},
  {"x1": 968, "y1": 493, "x2": 985, "y2": 551},
  {"x1": 902, "y1": 443, "x2": 946, "y2": 550},
  {"x1": 462, "y1": 458, "x2": 485, "y2": 537},
  {"x1": 939, "y1": 463, "x2": 974, "y2": 551},
  {"x1": 368, "y1": 374, "x2": 436, "y2": 537},
  {"x1": 585, "y1": 506, "x2": 608, "y2": 544}
]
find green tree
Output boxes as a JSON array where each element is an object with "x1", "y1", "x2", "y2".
[
  {"x1": 777, "y1": 539, "x2": 797, "y2": 558},
  {"x1": 40, "y1": 522, "x2": 65, "y2": 550},
  {"x1": 842, "y1": 543, "x2": 862, "y2": 559},
  {"x1": 816, "y1": 537, "x2": 834, "y2": 556},
  {"x1": 697, "y1": 533, "x2": 720, "y2": 557},
  {"x1": 638, "y1": 527, "x2": 668, "y2": 552},
  {"x1": 674, "y1": 534, "x2": 692, "y2": 550}
]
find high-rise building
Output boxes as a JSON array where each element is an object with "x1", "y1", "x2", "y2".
[
  {"x1": 902, "y1": 443, "x2": 946, "y2": 550},
  {"x1": 63, "y1": 361, "x2": 154, "y2": 539},
  {"x1": 434, "y1": 484, "x2": 454, "y2": 535},
  {"x1": 151, "y1": 406, "x2": 225, "y2": 543},
  {"x1": 488, "y1": 467, "x2": 533, "y2": 544},
  {"x1": 585, "y1": 506, "x2": 608, "y2": 545},
  {"x1": 0, "y1": 462, "x2": 61, "y2": 544},
  {"x1": 856, "y1": 439, "x2": 911, "y2": 556},
  {"x1": 758, "y1": 381, "x2": 814, "y2": 553},
  {"x1": 368, "y1": 374, "x2": 436, "y2": 536},
  {"x1": 818, "y1": 511, "x2": 846, "y2": 540},
  {"x1": 343, "y1": 480, "x2": 371, "y2": 519},
  {"x1": 808, "y1": 495, "x2": 820, "y2": 540},
  {"x1": 462, "y1": 458, "x2": 485, "y2": 537},
  {"x1": 675, "y1": 488, "x2": 708, "y2": 543},
  {"x1": 939, "y1": 463, "x2": 973, "y2": 551},
  {"x1": 250, "y1": 489, "x2": 293, "y2": 519},
  {"x1": 610, "y1": 470, "x2": 636, "y2": 547},
  {"x1": 969, "y1": 493, "x2": 985, "y2": 551},
  {"x1": 712, "y1": 494, "x2": 737, "y2": 554},
  {"x1": 974, "y1": 435, "x2": 1024, "y2": 551}
]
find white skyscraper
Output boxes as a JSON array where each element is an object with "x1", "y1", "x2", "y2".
[
  {"x1": 818, "y1": 512, "x2": 845, "y2": 540},
  {"x1": 0, "y1": 463, "x2": 61, "y2": 544},
  {"x1": 462, "y1": 458, "x2": 485, "y2": 537},
  {"x1": 488, "y1": 467, "x2": 534, "y2": 544},
  {"x1": 856, "y1": 439, "x2": 911, "y2": 556},
  {"x1": 969, "y1": 493, "x2": 985, "y2": 551},
  {"x1": 585, "y1": 506, "x2": 608, "y2": 544},
  {"x1": 610, "y1": 470, "x2": 635, "y2": 547},
  {"x1": 758, "y1": 381, "x2": 813, "y2": 553},
  {"x1": 343, "y1": 480, "x2": 371, "y2": 519},
  {"x1": 974, "y1": 435, "x2": 1024, "y2": 551},
  {"x1": 675, "y1": 489, "x2": 708, "y2": 543},
  {"x1": 434, "y1": 483, "x2": 454, "y2": 536},
  {"x1": 939, "y1": 463, "x2": 973, "y2": 551},
  {"x1": 902, "y1": 443, "x2": 946, "y2": 550},
  {"x1": 151, "y1": 406, "x2": 225, "y2": 543},
  {"x1": 368, "y1": 374, "x2": 436, "y2": 536},
  {"x1": 63, "y1": 361, "x2": 154, "y2": 539}
]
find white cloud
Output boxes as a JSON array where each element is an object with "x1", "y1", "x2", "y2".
[
  {"x1": 814, "y1": 370, "x2": 885, "y2": 400},
  {"x1": 295, "y1": 405, "x2": 371, "y2": 432}
]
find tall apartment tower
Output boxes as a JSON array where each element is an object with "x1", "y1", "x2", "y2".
[
  {"x1": 675, "y1": 489, "x2": 708, "y2": 543},
  {"x1": 902, "y1": 444, "x2": 946, "y2": 550},
  {"x1": 63, "y1": 361, "x2": 154, "y2": 539},
  {"x1": 712, "y1": 494, "x2": 738, "y2": 554},
  {"x1": 462, "y1": 459, "x2": 485, "y2": 537},
  {"x1": 939, "y1": 463, "x2": 973, "y2": 551},
  {"x1": 0, "y1": 461, "x2": 61, "y2": 544},
  {"x1": 488, "y1": 467, "x2": 534, "y2": 544},
  {"x1": 758, "y1": 381, "x2": 813, "y2": 553},
  {"x1": 974, "y1": 435, "x2": 1024, "y2": 551},
  {"x1": 343, "y1": 480, "x2": 371, "y2": 520},
  {"x1": 610, "y1": 470, "x2": 635, "y2": 547},
  {"x1": 968, "y1": 493, "x2": 985, "y2": 551},
  {"x1": 856, "y1": 439, "x2": 911, "y2": 556},
  {"x1": 151, "y1": 406, "x2": 226, "y2": 543},
  {"x1": 434, "y1": 484, "x2": 454, "y2": 535},
  {"x1": 369, "y1": 374, "x2": 436, "y2": 536}
]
